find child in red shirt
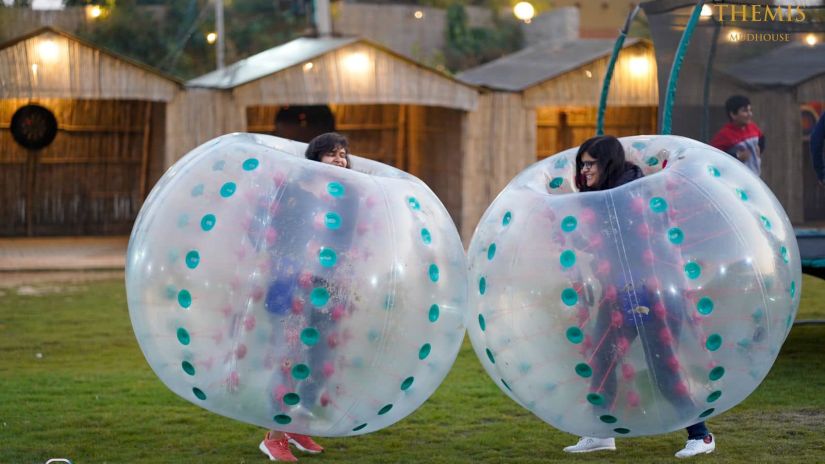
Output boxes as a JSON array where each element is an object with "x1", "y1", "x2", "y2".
[{"x1": 710, "y1": 95, "x2": 765, "y2": 175}]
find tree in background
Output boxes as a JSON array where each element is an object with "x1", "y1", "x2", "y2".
[
  {"x1": 444, "y1": 2, "x2": 522, "y2": 72},
  {"x1": 64, "y1": 0, "x2": 306, "y2": 79}
]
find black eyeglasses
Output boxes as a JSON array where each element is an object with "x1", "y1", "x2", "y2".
[{"x1": 581, "y1": 160, "x2": 597, "y2": 170}]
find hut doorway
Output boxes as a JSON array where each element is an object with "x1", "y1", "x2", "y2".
[
  {"x1": 0, "y1": 98, "x2": 165, "y2": 236},
  {"x1": 273, "y1": 105, "x2": 337, "y2": 143},
  {"x1": 536, "y1": 106, "x2": 658, "y2": 158},
  {"x1": 246, "y1": 103, "x2": 464, "y2": 225}
]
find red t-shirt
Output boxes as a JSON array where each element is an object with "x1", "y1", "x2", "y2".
[{"x1": 710, "y1": 122, "x2": 763, "y2": 175}]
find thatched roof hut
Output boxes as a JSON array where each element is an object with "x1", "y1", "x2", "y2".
[
  {"x1": 456, "y1": 38, "x2": 659, "y2": 239},
  {"x1": 0, "y1": 27, "x2": 182, "y2": 236}
]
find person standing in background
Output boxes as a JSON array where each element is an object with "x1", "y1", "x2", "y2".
[{"x1": 710, "y1": 95, "x2": 765, "y2": 176}]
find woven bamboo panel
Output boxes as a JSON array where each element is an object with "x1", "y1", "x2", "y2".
[
  {"x1": 459, "y1": 92, "x2": 535, "y2": 243},
  {"x1": 524, "y1": 42, "x2": 658, "y2": 108},
  {"x1": 536, "y1": 106, "x2": 658, "y2": 157},
  {"x1": 0, "y1": 30, "x2": 179, "y2": 101},
  {"x1": 0, "y1": 98, "x2": 163, "y2": 235},
  {"x1": 231, "y1": 43, "x2": 477, "y2": 111}
]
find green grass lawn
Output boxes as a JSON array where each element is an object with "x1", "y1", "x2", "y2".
[{"x1": 1, "y1": 274, "x2": 824, "y2": 463}]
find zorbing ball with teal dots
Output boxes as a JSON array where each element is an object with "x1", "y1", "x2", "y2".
[
  {"x1": 466, "y1": 135, "x2": 801, "y2": 438},
  {"x1": 126, "y1": 133, "x2": 467, "y2": 436}
]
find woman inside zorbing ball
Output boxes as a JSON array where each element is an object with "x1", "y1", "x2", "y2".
[{"x1": 466, "y1": 134, "x2": 801, "y2": 458}]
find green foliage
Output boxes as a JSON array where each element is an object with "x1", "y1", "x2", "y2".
[
  {"x1": 0, "y1": 274, "x2": 824, "y2": 462},
  {"x1": 444, "y1": 3, "x2": 523, "y2": 72},
  {"x1": 75, "y1": 0, "x2": 171, "y2": 71},
  {"x1": 71, "y1": 0, "x2": 306, "y2": 80}
]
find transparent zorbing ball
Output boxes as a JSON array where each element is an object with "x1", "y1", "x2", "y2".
[
  {"x1": 467, "y1": 135, "x2": 800, "y2": 438},
  {"x1": 127, "y1": 133, "x2": 467, "y2": 436}
]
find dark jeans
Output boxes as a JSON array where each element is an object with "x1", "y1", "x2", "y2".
[{"x1": 590, "y1": 290, "x2": 709, "y2": 439}]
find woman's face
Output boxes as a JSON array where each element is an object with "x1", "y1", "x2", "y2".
[
  {"x1": 321, "y1": 146, "x2": 348, "y2": 168},
  {"x1": 580, "y1": 152, "x2": 600, "y2": 188}
]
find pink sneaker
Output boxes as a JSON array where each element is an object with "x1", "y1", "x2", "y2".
[
  {"x1": 259, "y1": 433, "x2": 298, "y2": 462},
  {"x1": 286, "y1": 433, "x2": 324, "y2": 454}
]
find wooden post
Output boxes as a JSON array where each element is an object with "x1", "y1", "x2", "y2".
[
  {"x1": 25, "y1": 150, "x2": 37, "y2": 236},
  {"x1": 395, "y1": 104, "x2": 406, "y2": 171},
  {"x1": 139, "y1": 101, "x2": 152, "y2": 203}
]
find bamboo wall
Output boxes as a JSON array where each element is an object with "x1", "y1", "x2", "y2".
[
  {"x1": 459, "y1": 92, "x2": 535, "y2": 243},
  {"x1": 165, "y1": 89, "x2": 244, "y2": 166},
  {"x1": 245, "y1": 103, "x2": 464, "y2": 227},
  {"x1": 0, "y1": 31, "x2": 179, "y2": 101},
  {"x1": 536, "y1": 106, "x2": 658, "y2": 157},
  {"x1": 0, "y1": 98, "x2": 164, "y2": 235},
  {"x1": 231, "y1": 43, "x2": 477, "y2": 112},
  {"x1": 524, "y1": 42, "x2": 658, "y2": 108}
]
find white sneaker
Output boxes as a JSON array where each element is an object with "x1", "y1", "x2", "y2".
[
  {"x1": 675, "y1": 434, "x2": 715, "y2": 458},
  {"x1": 563, "y1": 436, "x2": 617, "y2": 453}
]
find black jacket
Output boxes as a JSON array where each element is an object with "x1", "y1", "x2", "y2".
[{"x1": 614, "y1": 162, "x2": 644, "y2": 187}]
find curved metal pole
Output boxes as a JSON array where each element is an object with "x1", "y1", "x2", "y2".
[
  {"x1": 661, "y1": 1, "x2": 705, "y2": 135},
  {"x1": 596, "y1": 4, "x2": 640, "y2": 136},
  {"x1": 701, "y1": 19, "x2": 721, "y2": 142}
]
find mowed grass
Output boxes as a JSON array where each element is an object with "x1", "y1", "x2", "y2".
[{"x1": 1, "y1": 274, "x2": 824, "y2": 463}]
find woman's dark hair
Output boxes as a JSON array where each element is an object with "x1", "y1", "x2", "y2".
[
  {"x1": 574, "y1": 135, "x2": 627, "y2": 191},
  {"x1": 304, "y1": 132, "x2": 351, "y2": 169}
]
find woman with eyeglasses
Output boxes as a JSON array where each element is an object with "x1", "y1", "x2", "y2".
[{"x1": 562, "y1": 135, "x2": 715, "y2": 459}]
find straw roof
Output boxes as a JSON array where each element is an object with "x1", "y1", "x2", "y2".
[
  {"x1": 185, "y1": 36, "x2": 479, "y2": 111},
  {"x1": 0, "y1": 26, "x2": 182, "y2": 101},
  {"x1": 456, "y1": 38, "x2": 642, "y2": 92},
  {"x1": 188, "y1": 37, "x2": 359, "y2": 89}
]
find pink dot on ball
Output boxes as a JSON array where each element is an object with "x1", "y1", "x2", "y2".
[
  {"x1": 674, "y1": 381, "x2": 689, "y2": 396},
  {"x1": 331, "y1": 304, "x2": 346, "y2": 321},
  {"x1": 622, "y1": 363, "x2": 636, "y2": 380},
  {"x1": 596, "y1": 260, "x2": 611, "y2": 276},
  {"x1": 250, "y1": 286, "x2": 264, "y2": 302},
  {"x1": 274, "y1": 385, "x2": 289, "y2": 402},
  {"x1": 653, "y1": 302, "x2": 666, "y2": 318},
  {"x1": 590, "y1": 234, "x2": 603, "y2": 249},
  {"x1": 605, "y1": 285, "x2": 618, "y2": 301},
  {"x1": 659, "y1": 327, "x2": 674, "y2": 344},
  {"x1": 579, "y1": 208, "x2": 596, "y2": 225},
  {"x1": 272, "y1": 172, "x2": 286, "y2": 187},
  {"x1": 642, "y1": 249, "x2": 655, "y2": 265},
  {"x1": 221, "y1": 305, "x2": 233, "y2": 317},
  {"x1": 298, "y1": 272, "x2": 314, "y2": 289},
  {"x1": 636, "y1": 223, "x2": 651, "y2": 238},
  {"x1": 626, "y1": 390, "x2": 640, "y2": 407},
  {"x1": 630, "y1": 197, "x2": 646, "y2": 214},
  {"x1": 235, "y1": 344, "x2": 247, "y2": 359},
  {"x1": 366, "y1": 196, "x2": 378, "y2": 208},
  {"x1": 313, "y1": 213, "x2": 326, "y2": 230},
  {"x1": 291, "y1": 298, "x2": 304, "y2": 315},
  {"x1": 228, "y1": 371, "x2": 240, "y2": 389},
  {"x1": 322, "y1": 361, "x2": 335, "y2": 378},
  {"x1": 327, "y1": 333, "x2": 339, "y2": 348},
  {"x1": 356, "y1": 223, "x2": 369, "y2": 235},
  {"x1": 666, "y1": 355, "x2": 680, "y2": 371},
  {"x1": 320, "y1": 392, "x2": 331, "y2": 407},
  {"x1": 244, "y1": 316, "x2": 256, "y2": 331},
  {"x1": 616, "y1": 336, "x2": 630, "y2": 354},
  {"x1": 265, "y1": 227, "x2": 277, "y2": 245}
]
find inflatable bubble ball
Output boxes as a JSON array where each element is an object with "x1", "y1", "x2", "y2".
[
  {"x1": 466, "y1": 135, "x2": 801, "y2": 438},
  {"x1": 126, "y1": 133, "x2": 467, "y2": 436}
]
